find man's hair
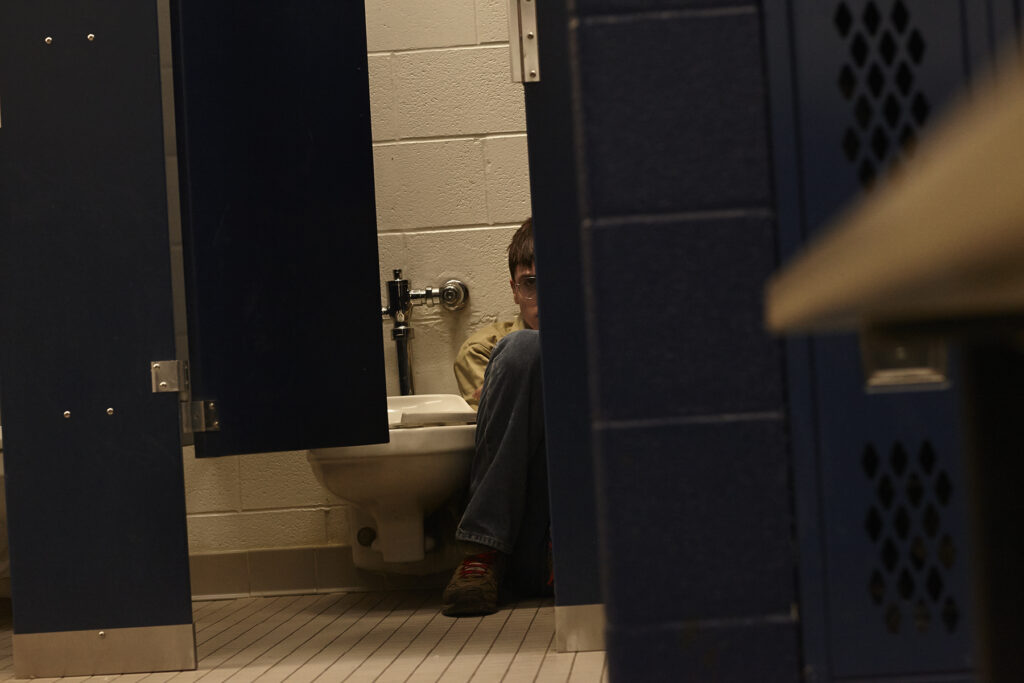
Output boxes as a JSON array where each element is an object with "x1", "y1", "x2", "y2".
[{"x1": 508, "y1": 217, "x2": 534, "y2": 279}]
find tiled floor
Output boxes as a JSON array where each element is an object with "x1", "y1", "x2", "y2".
[{"x1": 0, "y1": 592, "x2": 608, "y2": 682}]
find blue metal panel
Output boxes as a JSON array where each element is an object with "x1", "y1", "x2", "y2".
[
  {"x1": 774, "y1": 0, "x2": 996, "y2": 678},
  {"x1": 0, "y1": 0, "x2": 192, "y2": 633},
  {"x1": 171, "y1": 0, "x2": 388, "y2": 458}
]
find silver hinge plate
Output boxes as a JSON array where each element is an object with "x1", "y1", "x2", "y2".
[
  {"x1": 507, "y1": 0, "x2": 540, "y2": 83},
  {"x1": 182, "y1": 400, "x2": 220, "y2": 434},
  {"x1": 151, "y1": 360, "x2": 188, "y2": 393}
]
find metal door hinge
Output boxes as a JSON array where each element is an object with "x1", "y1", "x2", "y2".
[
  {"x1": 507, "y1": 0, "x2": 540, "y2": 83},
  {"x1": 151, "y1": 360, "x2": 188, "y2": 393},
  {"x1": 182, "y1": 400, "x2": 220, "y2": 434},
  {"x1": 151, "y1": 360, "x2": 220, "y2": 433}
]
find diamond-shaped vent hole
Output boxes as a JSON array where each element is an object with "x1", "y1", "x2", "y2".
[
  {"x1": 910, "y1": 536, "x2": 927, "y2": 570},
  {"x1": 882, "y1": 538, "x2": 899, "y2": 572},
  {"x1": 896, "y1": 62, "x2": 914, "y2": 96},
  {"x1": 919, "y1": 441, "x2": 937, "y2": 475},
  {"x1": 939, "y1": 535, "x2": 956, "y2": 569},
  {"x1": 843, "y1": 129, "x2": 861, "y2": 162},
  {"x1": 943, "y1": 598, "x2": 959, "y2": 632},
  {"x1": 915, "y1": 600, "x2": 931, "y2": 633},
  {"x1": 859, "y1": 160, "x2": 877, "y2": 187},
  {"x1": 894, "y1": 506, "x2": 910, "y2": 540},
  {"x1": 867, "y1": 64, "x2": 885, "y2": 98},
  {"x1": 863, "y1": 444, "x2": 880, "y2": 479},
  {"x1": 886, "y1": 603, "x2": 902, "y2": 633},
  {"x1": 880, "y1": 31, "x2": 898, "y2": 65},
  {"x1": 863, "y1": 2, "x2": 881, "y2": 35},
  {"x1": 852, "y1": 33, "x2": 869, "y2": 67},
  {"x1": 898, "y1": 569, "x2": 915, "y2": 599},
  {"x1": 906, "y1": 473, "x2": 925, "y2": 508},
  {"x1": 935, "y1": 470, "x2": 952, "y2": 505},
  {"x1": 884, "y1": 95, "x2": 901, "y2": 127},
  {"x1": 856, "y1": 96, "x2": 874, "y2": 129},
  {"x1": 899, "y1": 125, "x2": 917, "y2": 151},
  {"x1": 890, "y1": 442, "x2": 908, "y2": 476},
  {"x1": 835, "y1": 4, "x2": 854, "y2": 37},
  {"x1": 869, "y1": 570, "x2": 886, "y2": 604},
  {"x1": 877, "y1": 475, "x2": 894, "y2": 508},
  {"x1": 839, "y1": 65, "x2": 858, "y2": 100},
  {"x1": 912, "y1": 93, "x2": 931, "y2": 126},
  {"x1": 866, "y1": 507, "x2": 883, "y2": 542},
  {"x1": 923, "y1": 504, "x2": 940, "y2": 538},
  {"x1": 892, "y1": 0, "x2": 909, "y2": 34},
  {"x1": 927, "y1": 567, "x2": 944, "y2": 601},
  {"x1": 908, "y1": 30, "x2": 926, "y2": 64}
]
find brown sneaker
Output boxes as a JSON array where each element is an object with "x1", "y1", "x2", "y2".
[{"x1": 442, "y1": 549, "x2": 505, "y2": 617}]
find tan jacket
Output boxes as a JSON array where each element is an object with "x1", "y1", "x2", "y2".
[{"x1": 453, "y1": 316, "x2": 528, "y2": 408}]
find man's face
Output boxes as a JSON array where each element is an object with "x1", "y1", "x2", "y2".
[{"x1": 511, "y1": 265, "x2": 539, "y2": 330}]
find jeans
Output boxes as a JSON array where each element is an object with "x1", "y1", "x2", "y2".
[{"x1": 455, "y1": 330, "x2": 550, "y2": 593}]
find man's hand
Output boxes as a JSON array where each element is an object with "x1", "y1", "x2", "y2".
[{"x1": 473, "y1": 386, "x2": 483, "y2": 401}]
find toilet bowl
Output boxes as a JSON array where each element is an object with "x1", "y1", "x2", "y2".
[{"x1": 308, "y1": 394, "x2": 476, "y2": 570}]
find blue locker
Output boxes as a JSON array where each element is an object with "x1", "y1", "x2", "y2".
[{"x1": 765, "y1": 1, "x2": 1013, "y2": 679}]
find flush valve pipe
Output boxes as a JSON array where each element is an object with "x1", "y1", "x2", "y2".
[{"x1": 382, "y1": 269, "x2": 469, "y2": 396}]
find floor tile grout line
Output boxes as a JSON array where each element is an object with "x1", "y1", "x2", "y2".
[
  {"x1": 471, "y1": 601, "x2": 535, "y2": 683},
  {"x1": 401, "y1": 606, "x2": 464, "y2": 681},
  {"x1": 529, "y1": 631, "x2": 557, "y2": 683},
  {"x1": 265, "y1": 592, "x2": 384, "y2": 681},
  {"x1": 195, "y1": 595, "x2": 299, "y2": 654},
  {"x1": 190, "y1": 595, "x2": 308, "y2": 678},
  {"x1": 234, "y1": 592, "x2": 375, "y2": 683},
  {"x1": 498, "y1": 605, "x2": 542, "y2": 683},
  {"x1": 194, "y1": 595, "x2": 305, "y2": 677},
  {"x1": 219, "y1": 593, "x2": 351, "y2": 683},
  {"x1": 382, "y1": 605, "x2": 459, "y2": 680},
  {"x1": 195, "y1": 598, "x2": 261, "y2": 634},
  {"x1": 440, "y1": 604, "x2": 515, "y2": 682},
  {"x1": 323, "y1": 591, "x2": 433, "y2": 682},
  {"x1": 287, "y1": 592, "x2": 398, "y2": 681},
  {"x1": 346, "y1": 594, "x2": 443, "y2": 681},
  {"x1": 195, "y1": 594, "x2": 336, "y2": 682},
  {"x1": 248, "y1": 593, "x2": 384, "y2": 683},
  {"x1": 433, "y1": 614, "x2": 487, "y2": 682}
]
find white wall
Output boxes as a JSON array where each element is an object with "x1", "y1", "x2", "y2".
[{"x1": 184, "y1": 0, "x2": 532, "y2": 555}]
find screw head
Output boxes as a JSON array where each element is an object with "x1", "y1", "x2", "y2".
[
  {"x1": 527, "y1": 32, "x2": 535, "y2": 39},
  {"x1": 44, "y1": 36, "x2": 53, "y2": 45},
  {"x1": 106, "y1": 408, "x2": 114, "y2": 415},
  {"x1": 98, "y1": 631, "x2": 105, "y2": 638},
  {"x1": 87, "y1": 33, "x2": 95, "y2": 41},
  {"x1": 529, "y1": 70, "x2": 537, "y2": 78},
  {"x1": 159, "y1": 381, "x2": 168, "y2": 389},
  {"x1": 63, "y1": 411, "x2": 71, "y2": 419}
]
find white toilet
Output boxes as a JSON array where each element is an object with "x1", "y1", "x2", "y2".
[{"x1": 307, "y1": 394, "x2": 476, "y2": 574}]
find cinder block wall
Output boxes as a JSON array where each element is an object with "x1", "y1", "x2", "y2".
[{"x1": 183, "y1": 0, "x2": 531, "y2": 559}]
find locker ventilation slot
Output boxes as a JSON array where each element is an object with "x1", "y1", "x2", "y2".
[
  {"x1": 862, "y1": 441, "x2": 960, "y2": 634},
  {"x1": 834, "y1": 0, "x2": 930, "y2": 188}
]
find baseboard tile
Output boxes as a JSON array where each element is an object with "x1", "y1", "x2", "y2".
[
  {"x1": 555, "y1": 603, "x2": 606, "y2": 652},
  {"x1": 189, "y1": 546, "x2": 447, "y2": 600}
]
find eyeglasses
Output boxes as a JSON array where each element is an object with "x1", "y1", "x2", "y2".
[{"x1": 515, "y1": 275, "x2": 538, "y2": 301}]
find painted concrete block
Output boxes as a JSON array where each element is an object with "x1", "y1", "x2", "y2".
[
  {"x1": 326, "y1": 506, "x2": 352, "y2": 545},
  {"x1": 186, "y1": 509, "x2": 329, "y2": 553},
  {"x1": 239, "y1": 450, "x2": 341, "y2": 510},
  {"x1": 367, "y1": 54, "x2": 397, "y2": 142},
  {"x1": 484, "y1": 134, "x2": 532, "y2": 224},
  {"x1": 394, "y1": 46, "x2": 526, "y2": 139},
  {"x1": 476, "y1": 0, "x2": 510, "y2": 42},
  {"x1": 372, "y1": 139, "x2": 489, "y2": 231},
  {"x1": 364, "y1": 0, "x2": 477, "y2": 53},
  {"x1": 182, "y1": 446, "x2": 240, "y2": 514}
]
